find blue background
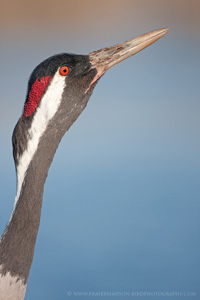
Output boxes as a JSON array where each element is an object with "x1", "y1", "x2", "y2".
[{"x1": 0, "y1": 1, "x2": 199, "y2": 299}]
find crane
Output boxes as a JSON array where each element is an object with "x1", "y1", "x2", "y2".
[{"x1": 0, "y1": 29, "x2": 168, "y2": 300}]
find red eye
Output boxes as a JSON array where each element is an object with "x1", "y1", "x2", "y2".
[{"x1": 59, "y1": 66, "x2": 70, "y2": 76}]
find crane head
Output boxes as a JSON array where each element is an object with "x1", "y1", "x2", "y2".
[{"x1": 12, "y1": 28, "x2": 168, "y2": 203}]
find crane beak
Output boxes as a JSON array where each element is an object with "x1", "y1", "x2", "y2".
[{"x1": 87, "y1": 28, "x2": 168, "y2": 89}]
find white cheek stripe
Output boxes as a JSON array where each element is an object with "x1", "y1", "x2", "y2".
[{"x1": 14, "y1": 70, "x2": 66, "y2": 208}]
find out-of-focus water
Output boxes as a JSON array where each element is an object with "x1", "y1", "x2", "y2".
[{"x1": 0, "y1": 1, "x2": 199, "y2": 299}]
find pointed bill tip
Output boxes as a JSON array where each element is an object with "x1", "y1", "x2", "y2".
[{"x1": 89, "y1": 28, "x2": 168, "y2": 73}]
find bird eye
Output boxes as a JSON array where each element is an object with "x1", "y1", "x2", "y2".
[{"x1": 59, "y1": 66, "x2": 70, "y2": 76}]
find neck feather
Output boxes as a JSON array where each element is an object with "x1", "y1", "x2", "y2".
[{"x1": 0, "y1": 68, "x2": 97, "y2": 300}]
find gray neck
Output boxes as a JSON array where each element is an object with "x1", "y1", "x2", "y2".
[
  {"x1": 0, "y1": 69, "x2": 97, "y2": 300},
  {"x1": 0, "y1": 151, "x2": 47, "y2": 300},
  {"x1": 0, "y1": 117, "x2": 67, "y2": 300},
  {"x1": 0, "y1": 138, "x2": 51, "y2": 283},
  {"x1": 0, "y1": 106, "x2": 69, "y2": 282}
]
